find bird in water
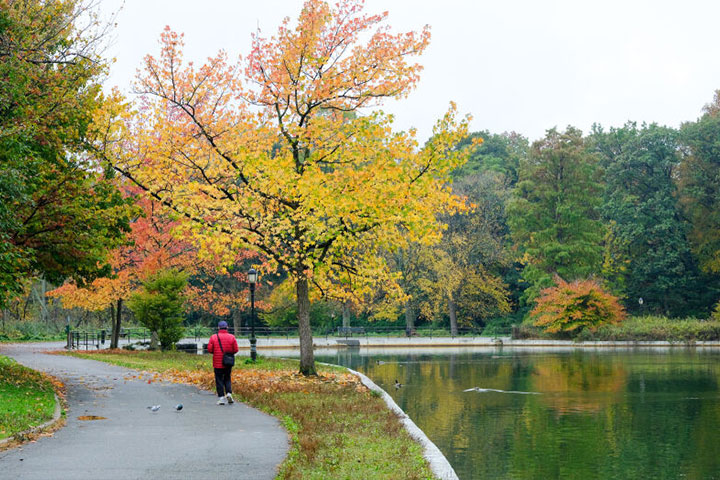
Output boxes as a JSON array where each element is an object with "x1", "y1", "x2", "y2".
[
  {"x1": 147, "y1": 405, "x2": 161, "y2": 412},
  {"x1": 175, "y1": 404, "x2": 183, "y2": 411},
  {"x1": 394, "y1": 380, "x2": 402, "y2": 389}
]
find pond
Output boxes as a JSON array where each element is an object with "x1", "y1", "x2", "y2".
[{"x1": 313, "y1": 347, "x2": 720, "y2": 480}]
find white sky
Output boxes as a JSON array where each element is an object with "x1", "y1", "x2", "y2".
[{"x1": 99, "y1": 0, "x2": 720, "y2": 142}]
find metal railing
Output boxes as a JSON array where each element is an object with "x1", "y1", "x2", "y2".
[
  {"x1": 67, "y1": 330, "x2": 106, "y2": 350},
  {"x1": 66, "y1": 327, "x2": 151, "y2": 350},
  {"x1": 219, "y1": 325, "x2": 510, "y2": 339},
  {"x1": 66, "y1": 324, "x2": 513, "y2": 350}
]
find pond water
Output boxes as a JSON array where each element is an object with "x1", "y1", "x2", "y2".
[{"x1": 313, "y1": 347, "x2": 720, "y2": 480}]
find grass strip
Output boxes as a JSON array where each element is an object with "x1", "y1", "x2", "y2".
[
  {"x1": 0, "y1": 355, "x2": 57, "y2": 440},
  {"x1": 577, "y1": 316, "x2": 720, "y2": 342},
  {"x1": 67, "y1": 350, "x2": 436, "y2": 480}
]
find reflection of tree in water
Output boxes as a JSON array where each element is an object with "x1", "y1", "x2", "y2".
[
  {"x1": 322, "y1": 350, "x2": 720, "y2": 480},
  {"x1": 530, "y1": 353, "x2": 627, "y2": 414},
  {"x1": 361, "y1": 353, "x2": 523, "y2": 479},
  {"x1": 512, "y1": 352, "x2": 720, "y2": 480}
]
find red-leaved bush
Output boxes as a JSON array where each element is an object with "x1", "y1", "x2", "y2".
[{"x1": 531, "y1": 277, "x2": 626, "y2": 334}]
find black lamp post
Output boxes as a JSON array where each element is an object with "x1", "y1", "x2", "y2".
[{"x1": 248, "y1": 268, "x2": 258, "y2": 361}]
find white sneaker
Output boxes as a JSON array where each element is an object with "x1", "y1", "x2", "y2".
[
  {"x1": 217, "y1": 397, "x2": 226, "y2": 405},
  {"x1": 226, "y1": 393, "x2": 234, "y2": 404}
]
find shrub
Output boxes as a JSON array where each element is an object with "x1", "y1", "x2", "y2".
[
  {"x1": 531, "y1": 277, "x2": 626, "y2": 335},
  {"x1": 578, "y1": 315, "x2": 720, "y2": 342},
  {"x1": 127, "y1": 270, "x2": 187, "y2": 350},
  {"x1": 712, "y1": 301, "x2": 720, "y2": 321}
]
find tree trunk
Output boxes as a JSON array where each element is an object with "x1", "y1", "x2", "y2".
[
  {"x1": 150, "y1": 331, "x2": 159, "y2": 351},
  {"x1": 232, "y1": 307, "x2": 242, "y2": 336},
  {"x1": 405, "y1": 300, "x2": 415, "y2": 337},
  {"x1": 296, "y1": 276, "x2": 316, "y2": 376},
  {"x1": 342, "y1": 300, "x2": 351, "y2": 328},
  {"x1": 448, "y1": 295, "x2": 458, "y2": 337},
  {"x1": 110, "y1": 298, "x2": 122, "y2": 349},
  {"x1": 33, "y1": 279, "x2": 49, "y2": 324}
]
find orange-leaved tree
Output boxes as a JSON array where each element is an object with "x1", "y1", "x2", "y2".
[
  {"x1": 49, "y1": 189, "x2": 257, "y2": 348},
  {"x1": 48, "y1": 190, "x2": 193, "y2": 347},
  {"x1": 95, "y1": 0, "x2": 473, "y2": 375},
  {"x1": 531, "y1": 277, "x2": 626, "y2": 335}
]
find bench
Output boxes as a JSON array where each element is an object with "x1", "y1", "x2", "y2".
[{"x1": 337, "y1": 326, "x2": 366, "y2": 336}]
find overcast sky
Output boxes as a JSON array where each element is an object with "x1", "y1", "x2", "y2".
[{"x1": 99, "y1": 0, "x2": 720, "y2": 143}]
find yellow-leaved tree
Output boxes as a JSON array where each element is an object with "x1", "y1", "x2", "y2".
[{"x1": 94, "y1": 0, "x2": 473, "y2": 375}]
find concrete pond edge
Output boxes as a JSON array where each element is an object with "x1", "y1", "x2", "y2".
[
  {"x1": 0, "y1": 393, "x2": 62, "y2": 448},
  {"x1": 345, "y1": 367, "x2": 459, "y2": 480}
]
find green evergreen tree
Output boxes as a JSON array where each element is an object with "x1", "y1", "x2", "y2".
[{"x1": 507, "y1": 127, "x2": 605, "y2": 305}]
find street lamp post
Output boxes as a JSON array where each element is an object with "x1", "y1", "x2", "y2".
[{"x1": 248, "y1": 268, "x2": 258, "y2": 361}]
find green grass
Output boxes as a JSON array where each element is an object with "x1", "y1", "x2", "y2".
[
  {"x1": 515, "y1": 315, "x2": 720, "y2": 342},
  {"x1": 68, "y1": 350, "x2": 436, "y2": 480},
  {"x1": 0, "y1": 320, "x2": 65, "y2": 342},
  {"x1": 577, "y1": 316, "x2": 720, "y2": 342},
  {"x1": 70, "y1": 350, "x2": 335, "y2": 374},
  {"x1": 0, "y1": 355, "x2": 57, "y2": 440}
]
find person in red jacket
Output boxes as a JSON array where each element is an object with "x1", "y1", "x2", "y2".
[{"x1": 207, "y1": 320, "x2": 239, "y2": 405}]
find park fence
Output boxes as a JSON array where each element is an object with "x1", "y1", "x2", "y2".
[{"x1": 66, "y1": 324, "x2": 512, "y2": 350}]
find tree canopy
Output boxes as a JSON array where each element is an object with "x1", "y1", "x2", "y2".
[
  {"x1": 592, "y1": 123, "x2": 703, "y2": 316},
  {"x1": 0, "y1": 0, "x2": 132, "y2": 307},
  {"x1": 96, "y1": 0, "x2": 473, "y2": 374}
]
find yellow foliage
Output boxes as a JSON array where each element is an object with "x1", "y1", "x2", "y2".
[{"x1": 93, "y1": 3, "x2": 475, "y2": 309}]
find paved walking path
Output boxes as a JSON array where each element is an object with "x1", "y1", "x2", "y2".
[{"x1": 0, "y1": 343, "x2": 288, "y2": 480}]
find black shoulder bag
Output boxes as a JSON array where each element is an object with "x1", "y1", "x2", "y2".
[{"x1": 216, "y1": 333, "x2": 235, "y2": 367}]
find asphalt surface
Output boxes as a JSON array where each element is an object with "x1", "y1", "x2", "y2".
[{"x1": 0, "y1": 343, "x2": 288, "y2": 480}]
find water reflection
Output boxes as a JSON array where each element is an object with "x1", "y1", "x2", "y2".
[{"x1": 314, "y1": 348, "x2": 720, "y2": 480}]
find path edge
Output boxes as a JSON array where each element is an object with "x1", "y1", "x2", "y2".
[
  {"x1": 0, "y1": 393, "x2": 62, "y2": 448},
  {"x1": 345, "y1": 367, "x2": 459, "y2": 480}
]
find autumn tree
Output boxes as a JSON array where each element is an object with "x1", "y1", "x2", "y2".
[
  {"x1": 0, "y1": 0, "x2": 132, "y2": 307},
  {"x1": 49, "y1": 192, "x2": 188, "y2": 347},
  {"x1": 531, "y1": 277, "x2": 626, "y2": 336},
  {"x1": 50, "y1": 190, "x2": 257, "y2": 348},
  {"x1": 421, "y1": 173, "x2": 511, "y2": 334},
  {"x1": 96, "y1": 0, "x2": 471, "y2": 375}
]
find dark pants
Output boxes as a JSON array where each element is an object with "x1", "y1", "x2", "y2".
[{"x1": 214, "y1": 367, "x2": 232, "y2": 397}]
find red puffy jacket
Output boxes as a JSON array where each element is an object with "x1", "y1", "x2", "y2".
[{"x1": 207, "y1": 330, "x2": 239, "y2": 368}]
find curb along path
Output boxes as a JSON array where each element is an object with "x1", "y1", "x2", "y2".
[
  {"x1": 0, "y1": 343, "x2": 288, "y2": 480},
  {"x1": 0, "y1": 393, "x2": 62, "y2": 449},
  {"x1": 346, "y1": 367, "x2": 459, "y2": 480}
]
